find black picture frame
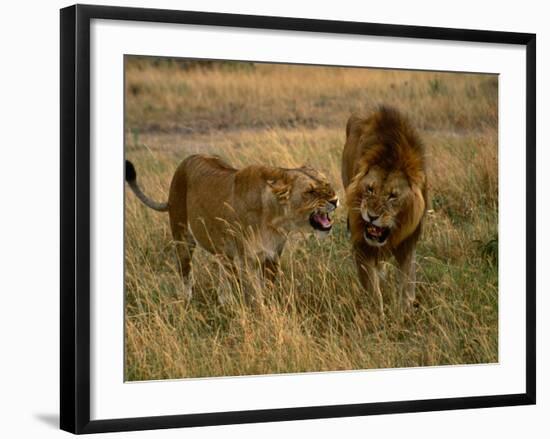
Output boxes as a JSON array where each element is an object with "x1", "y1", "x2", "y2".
[{"x1": 60, "y1": 4, "x2": 536, "y2": 434}]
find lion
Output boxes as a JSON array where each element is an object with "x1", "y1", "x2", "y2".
[
  {"x1": 126, "y1": 154, "x2": 339, "y2": 303},
  {"x1": 341, "y1": 106, "x2": 427, "y2": 316}
]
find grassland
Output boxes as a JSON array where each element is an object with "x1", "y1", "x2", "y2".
[{"x1": 124, "y1": 57, "x2": 498, "y2": 381}]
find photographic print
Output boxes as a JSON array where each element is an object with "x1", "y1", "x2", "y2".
[
  {"x1": 124, "y1": 56, "x2": 498, "y2": 381},
  {"x1": 61, "y1": 5, "x2": 535, "y2": 433}
]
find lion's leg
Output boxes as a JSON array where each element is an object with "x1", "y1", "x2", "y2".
[
  {"x1": 354, "y1": 250, "x2": 384, "y2": 318},
  {"x1": 394, "y1": 245, "x2": 417, "y2": 313},
  {"x1": 168, "y1": 166, "x2": 196, "y2": 300},
  {"x1": 216, "y1": 258, "x2": 262, "y2": 307},
  {"x1": 216, "y1": 261, "x2": 238, "y2": 305},
  {"x1": 172, "y1": 229, "x2": 196, "y2": 300},
  {"x1": 240, "y1": 257, "x2": 264, "y2": 307},
  {"x1": 169, "y1": 196, "x2": 195, "y2": 299},
  {"x1": 261, "y1": 258, "x2": 280, "y2": 285},
  {"x1": 216, "y1": 259, "x2": 239, "y2": 306}
]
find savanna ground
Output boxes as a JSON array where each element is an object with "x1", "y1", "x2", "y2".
[{"x1": 124, "y1": 57, "x2": 498, "y2": 381}]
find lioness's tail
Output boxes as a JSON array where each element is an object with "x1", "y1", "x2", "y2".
[{"x1": 125, "y1": 160, "x2": 169, "y2": 212}]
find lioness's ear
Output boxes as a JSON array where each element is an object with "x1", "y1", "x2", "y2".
[{"x1": 267, "y1": 179, "x2": 291, "y2": 203}]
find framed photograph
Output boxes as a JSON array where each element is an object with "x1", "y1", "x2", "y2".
[{"x1": 60, "y1": 4, "x2": 536, "y2": 434}]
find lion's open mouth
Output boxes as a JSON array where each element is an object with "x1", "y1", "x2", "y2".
[
  {"x1": 310, "y1": 211, "x2": 333, "y2": 232},
  {"x1": 364, "y1": 223, "x2": 390, "y2": 244}
]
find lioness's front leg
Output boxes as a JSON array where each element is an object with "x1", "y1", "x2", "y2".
[
  {"x1": 261, "y1": 258, "x2": 280, "y2": 285},
  {"x1": 241, "y1": 257, "x2": 266, "y2": 306},
  {"x1": 354, "y1": 250, "x2": 384, "y2": 318},
  {"x1": 216, "y1": 259, "x2": 241, "y2": 306},
  {"x1": 217, "y1": 257, "x2": 264, "y2": 307}
]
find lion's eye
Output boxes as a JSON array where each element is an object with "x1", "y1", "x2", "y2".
[
  {"x1": 366, "y1": 186, "x2": 374, "y2": 194},
  {"x1": 307, "y1": 189, "x2": 319, "y2": 197},
  {"x1": 388, "y1": 192, "x2": 398, "y2": 200}
]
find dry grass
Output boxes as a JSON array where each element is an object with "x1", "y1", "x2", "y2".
[{"x1": 124, "y1": 57, "x2": 498, "y2": 381}]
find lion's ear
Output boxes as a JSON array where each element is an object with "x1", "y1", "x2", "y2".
[
  {"x1": 410, "y1": 170, "x2": 426, "y2": 188},
  {"x1": 267, "y1": 179, "x2": 291, "y2": 203},
  {"x1": 348, "y1": 166, "x2": 368, "y2": 190}
]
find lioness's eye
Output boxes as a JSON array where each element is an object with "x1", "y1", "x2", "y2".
[{"x1": 366, "y1": 185, "x2": 374, "y2": 194}]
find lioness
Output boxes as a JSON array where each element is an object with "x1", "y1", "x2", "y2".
[
  {"x1": 126, "y1": 154, "x2": 338, "y2": 302},
  {"x1": 342, "y1": 106, "x2": 427, "y2": 316}
]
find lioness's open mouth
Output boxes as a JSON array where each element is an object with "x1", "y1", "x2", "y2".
[
  {"x1": 364, "y1": 223, "x2": 390, "y2": 244},
  {"x1": 310, "y1": 211, "x2": 333, "y2": 232}
]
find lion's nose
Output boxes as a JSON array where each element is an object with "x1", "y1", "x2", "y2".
[
  {"x1": 329, "y1": 198, "x2": 339, "y2": 209},
  {"x1": 367, "y1": 213, "x2": 379, "y2": 222}
]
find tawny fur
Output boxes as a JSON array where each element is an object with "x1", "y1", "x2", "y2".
[
  {"x1": 342, "y1": 106, "x2": 428, "y2": 316},
  {"x1": 126, "y1": 154, "x2": 338, "y2": 303}
]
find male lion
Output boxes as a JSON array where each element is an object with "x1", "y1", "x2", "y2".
[
  {"x1": 126, "y1": 154, "x2": 338, "y2": 303},
  {"x1": 342, "y1": 106, "x2": 427, "y2": 316}
]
